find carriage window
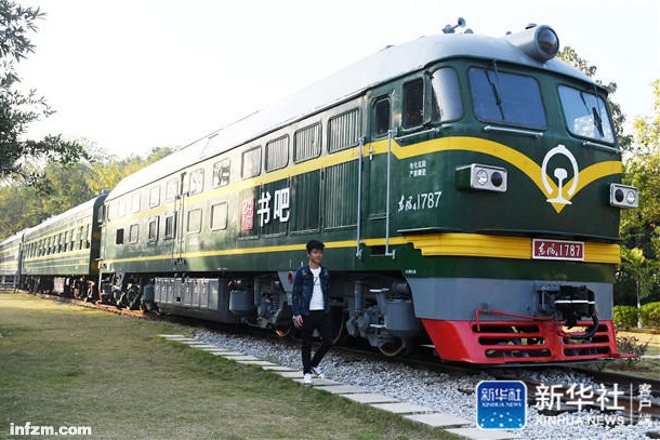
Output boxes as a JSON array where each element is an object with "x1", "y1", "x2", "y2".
[
  {"x1": 558, "y1": 86, "x2": 614, "y2": 144},
  {"x1": 148, "y1": 217, "x2": 159, "y2": 242},
  {"x1": 403, "y1": 78, "x2": 424, "y2": 128},
  {"x1": 213, "y1": 159, "x2": 231, "y2": 187},
  {"x1": 294, "y1": 123, "x2": 321, "y2": 163},
  {"x1": 189, "y1": 168, "x2": 204, "y2": 195},
  {"x1": 241, "y1": 146, "x2": 262, "y2": 178},
  {"x1": 374, "y1": 98, "x2": 391, "y2": 136},
  {"x1": 469, "y1": 67, "x2": 546, "y2": 129},
  {"x1": 164, "y1": 214, "x2": 176, "y2": 239},
  {"x1": 149, "y1": 186, "x2": 160, "y2": 207},
  {"x1": 187, "y1": 209, "x2": 202, "y2": 233},
  {"x1": 166, "y1": 179, "x2": 178, "y2": 201},
  {"x1": 431, "y1": 68, "x2": 463, "y2": 122},
  {"x1": 265, "y1": 135, "x2": 289, "y2": 171},
  {"x1": 210, "y1": 202, "x2": 228, "y2": 230},
  {"x1": 328, "y1": 108, "x2": 360, "y2": 152}
]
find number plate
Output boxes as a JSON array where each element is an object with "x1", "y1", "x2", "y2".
[{"x1": 532, "y1": 239, "x2": 584, "y2": 261}]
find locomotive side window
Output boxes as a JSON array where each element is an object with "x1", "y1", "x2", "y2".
[
  {"x1": 163, "y1": 213, "x2": 176, "y2": 239},
  {"x1": 148, "y1": 217, "x2": 159, "y2": 242},
  {"x1": 403, "y1": 78, "x2": 424, "y2": 128},
  {"x1": 241, "y1": 146, "x2": 262, "y2": 178},
  {"x1": 431, "y1": 68, "x2": 463, "y2": 123},
  {"x1": 116, "y1": 228, "x2": 124, "y2": 245},
  {"x1": 129, "y1": 224, "x2": 139, "y2": 243},
  {"x1": 468, "y1": 67, "x2": 546, "y2": 129},
  {"x1": 558, "y1": 86, "x2": 614, "y2": 144},
  {"x1": 189, "y1": 168, "x2": 204, "y2": 195},
  {"x1": 210, "y1": 202, "x2": 228, "y2": 230},
  {"x1": 328, "y1": 108, "x2": 360, "y2": 152},
  {"x1": 131, "y1": 193, "x2": 141, "y2": 213},
  {"x1": 213, "y1": 159, "x2": 231, "y2": 187},
  {"x1": 374, "y1": 98, "x2": 391, "y2": 137},
  {"x1": 187, "y1": 209, "x2": 202, "y2": 233},
  {"x1": 149, "y1": 186, "x2": 160, "y2": 208},
  {"x1": 166, "y1": 179, "x2": 178, "y2": 201},
  {"x1": 118, "y1": 199, "x2": 126, "y2": 218},
  {"x1": 265, "y1": 135, "x2": 289, "y2": 171},
  {"x1": 294, "y1": 123, "x2": 321, "y2": 163}
]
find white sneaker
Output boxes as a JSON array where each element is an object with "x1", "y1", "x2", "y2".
[
  {"x1": 311, "y1": 366, "x2": 325, "y2": 379},
  {"x1": 303, "y1": 373, "x2": 313, "y2": 385}
]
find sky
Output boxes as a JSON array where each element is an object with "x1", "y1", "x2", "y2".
[{"x1": 15, "y1": 0, "x2": 660, "y2": 159}]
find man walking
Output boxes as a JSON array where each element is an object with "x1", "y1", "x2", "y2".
[{"x1": 291, "y1": 240, "x2": 332, "y2": 385}]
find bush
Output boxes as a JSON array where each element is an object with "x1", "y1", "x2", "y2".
[
  {"x1": 613, "y1": 305, "x2": 639, "y2": 330},
  {"x1": 640, "y1": 302, "x2": 660, "y2": 329},
  {"x1": 616, "y1": 335, "x2": 649, "y2": 362}
]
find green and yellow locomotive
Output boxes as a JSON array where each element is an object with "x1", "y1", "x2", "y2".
[{"x1": 99, "y1": 22, "x2": 637, "y2": 363}]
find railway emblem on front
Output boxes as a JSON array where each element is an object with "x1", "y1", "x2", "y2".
[{"x1": 541, "y1": 144, "x2": 579, "y2": 206}]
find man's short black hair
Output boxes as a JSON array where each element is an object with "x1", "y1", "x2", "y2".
[{"x1": 306, "y1": 239, "x2": 325, "y2": 253}]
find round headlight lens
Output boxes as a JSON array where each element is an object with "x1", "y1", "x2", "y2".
[
  {"x1": 537, "y1": 27, "x2": 559, "y2": 58},
  {"x1": 626, "y1": 190, "x2": 636, "y2": 205},
  {"x1": 476, "y1": 169, "x2": 489, "y2": 186},
  {"x1": 614, "y1": 188, "x2": 624, "y2": 203},
  {"x1": 490, "y1": 171, "x2": 503, "y2": 187}
]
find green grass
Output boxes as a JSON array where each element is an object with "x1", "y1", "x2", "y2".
[{"x1": 0, "y1": 293, "x2": 457, "y2": 439}]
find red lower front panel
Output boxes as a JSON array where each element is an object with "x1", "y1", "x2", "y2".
[{"x1": 422, "y1": 319, "x2": 624, "y2": 364}]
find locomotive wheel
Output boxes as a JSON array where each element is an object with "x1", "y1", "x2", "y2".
[
  {"x1": 378, "y1": 338, "x2": 405, "y2": 357},
  {"x1": 330, "y1": 308, "x2": 348, "y2": 345}
]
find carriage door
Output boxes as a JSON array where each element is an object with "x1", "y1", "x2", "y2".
[
  {"x1": 172, "y1": 171, "x2": 187, "y2": 269},
  {"x1": 364, "y1": 96, "x2": 392, "y2": 248}
]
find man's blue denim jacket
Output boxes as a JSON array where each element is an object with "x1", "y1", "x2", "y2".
[{"x1": 291, "y1": 264, "x2": 330, "y2": 316}]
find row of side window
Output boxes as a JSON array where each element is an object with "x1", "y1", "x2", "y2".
[
  {"x1": 110, "y1": 107, "x2": 361, "y2": 220},
  {"x1": 114, "y1": 202, "x2": 229, "y2": 245},
  {"x1": 25, "y1": 225, "x2": 91, "y2": 258}
]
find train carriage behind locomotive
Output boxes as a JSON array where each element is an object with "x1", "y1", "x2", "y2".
[
  {"x1": 89, "y1": 22, "x2": 638, "y2": 363},
  {"x1": 18, "y1": 193, "x2": 107, "y2": 298}
]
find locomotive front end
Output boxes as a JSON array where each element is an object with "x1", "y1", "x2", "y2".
[{"x1": 386, "y1": 24, "x2": 638, "y2": 363}]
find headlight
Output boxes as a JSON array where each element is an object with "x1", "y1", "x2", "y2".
[
  {"x1": 609, "y1": 184, "x2": 639, "y2": 208},
  {"x1": 504, "y1": 24, "x2": 559, "y2": 62},
  {"x1": 456, "y1": 164, "x2": 508, "y2": 193}
]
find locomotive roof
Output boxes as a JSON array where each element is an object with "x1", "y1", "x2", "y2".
[{"x1": 108, "y1": 28, "x2": 595, "y2": 200}]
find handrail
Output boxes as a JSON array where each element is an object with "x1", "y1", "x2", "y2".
[
  {"x1": 384, "y1": 130, "x2": 396, "y2": 259},
  {"x1": 355, "y1": 137, "x2": 365, "y2": 258},
  {"x1": 483, "y1": 125, "x2": 544, "y2": 138},
  {"x1": 582, "y1": 141, "x2": 620, "y2": 154}
]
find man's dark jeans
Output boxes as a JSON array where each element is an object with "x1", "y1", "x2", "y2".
[{"x1": 301, "y1": 310, "x2": 332, "y2": 374}]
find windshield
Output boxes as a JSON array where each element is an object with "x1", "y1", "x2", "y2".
[
  {"x1": 468, "y1": 67, "x2": 546, "y2": 129},
  {"x1": 558, "y1": 86, "x2": 614, "y2": 144}
]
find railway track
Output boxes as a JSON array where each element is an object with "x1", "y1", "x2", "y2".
[{"x1": 19, "y1": 290, "x2": 660, "y2": 425}]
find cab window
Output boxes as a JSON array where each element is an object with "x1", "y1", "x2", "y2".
[
  {"x1": 469, "y1": 67, "x2": 546, "y2": 129},
  {"x1": 373, "y1": 98, "x2": 391, "y2": 137}
]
